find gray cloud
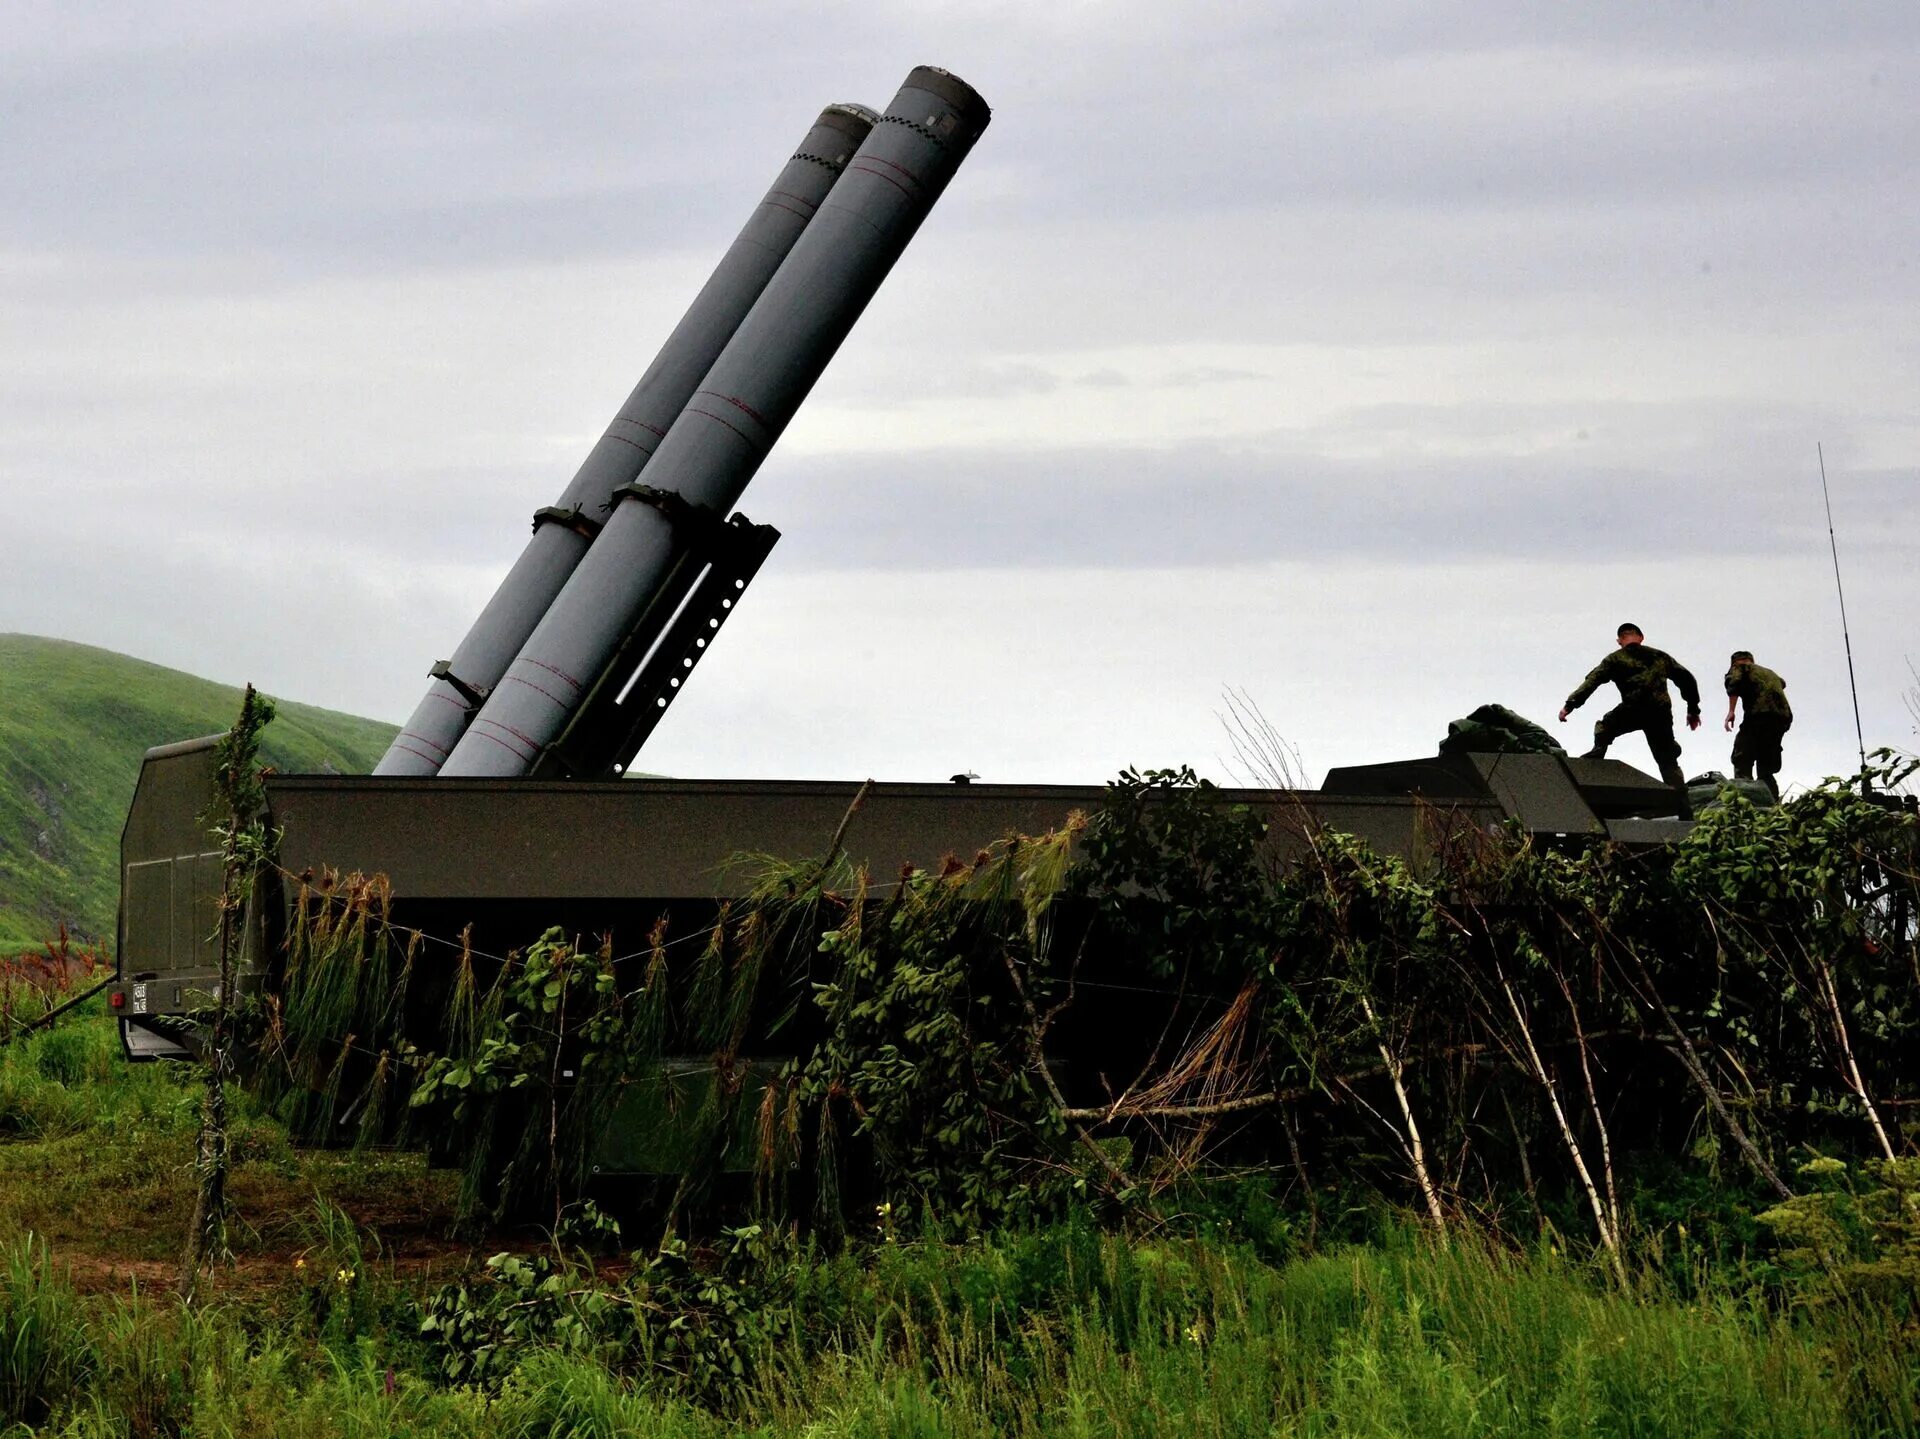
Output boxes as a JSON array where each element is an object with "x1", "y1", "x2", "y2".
[
  {"x1": 4, "y1": 0, "x2": 1918, "y2": 794},
  {"x1": 755, "y1": 440, "x2": 1920, "y2": 571},
  {"x1": 7, "y1": 2, "x2": 1916, "y2": 281}
]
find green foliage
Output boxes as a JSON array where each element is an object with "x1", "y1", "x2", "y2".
[
  {"x1": 404, "y1": 925, "x2": 677, "y2": 1223},
  {"x1": 0, "y1": 1232, "x2": 92, "y2": 1429},
  {"x1": 419, "y1": 1249, "x2": 605, "y2": 1388},
  {"x1": 274, "y1": 888, "x2": 779, "y2": 1228},
  {"x1": 1062, "y1": 763, "x2": 1919, "y2": 1251},
  {"x1": 409, "y1": 928, "x2": 625, "y2": 1120},
  {"x1": 1759, "y1": 1155, "x2": 1920, "y2": 1311},
  {"x1": 0, "y1": 1011, "x2": 157, "y2": 1141},
  {"x1": 0, "y1": 633, "x2": 396, "y2": 952},
  {"x1": 1068, "y1": 765, "x2": 1281, "y2": 981},
  {"x1": 259, "y1": 871, "x2": 416, "y2": 1150},
  {"x1": 31, "y1": 1020, "x2": 110, "y2": 1089},
  {"x1": 262, "y1": 757, "x2": 1919, "y2": 1260},
  {"x1": 1666, "y1": 754, "x2": 1920, "y2": 1141},
  {"x1": 794, "y1": 830, "x2": 1078, "y2": 1235},
  {"x1": 200, "y1": 685, "x2": 278, "y2": 904},
  {"x1": 631, "y1": 1228, "x2": 791, "y2": 1403},
  {"x1": 289, "y1": 1198, "x2": 401, "y2": 1346},
  {"x1": 85, "y1": 1286, "x2": 205, "y2": 1439},
  {"x1": 420, "y1": 1224, "x2": 787, "y2": 1407},
  {"x1": 291, "y1": 826, "x2": 1087, "y2": 1235},
  {"x1": 407, "y1": 1219, "x2": 1892, "y2": 1436},
  {"x1": 1263, "y1": 824, "x2": 1465, "y2": 1094}
]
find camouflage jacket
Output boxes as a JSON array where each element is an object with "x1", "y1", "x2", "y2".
[
  {"x1": 1725, "y1": 663, "x2": 1792, "y2": 722},
  {"x1": 1565, "y1": 644, "x2": 1701, "y2": 715}
]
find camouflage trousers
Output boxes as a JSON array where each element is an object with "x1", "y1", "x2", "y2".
[
  {"x1": 1732, "y1": 714, "x2": 1790, "y2": 798},
  {"x1": 1586, "y1": 702, "x2": 1684, "y2": 788}
]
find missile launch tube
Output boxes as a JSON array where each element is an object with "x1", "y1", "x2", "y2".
[
  {"x1": 376, "y1": 103, "x2": 879, "y2": 777},
  {"x1": 440, "y1": 67, "x2": 990, "y2": 778}
]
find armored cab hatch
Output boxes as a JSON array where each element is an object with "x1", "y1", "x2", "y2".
[{"x1": 1322, "y1": 751, "x2": 1691, "y2": 843}]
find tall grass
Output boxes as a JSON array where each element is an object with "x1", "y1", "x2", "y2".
[
  {"x1": 0, "y1": 1218, "x2": 1897, "y2": 1437},
  {"x1": 84, "y1": 1285, "x2": 214, "y2": 1439},
  {"x1": 0, "y1": 1233, "x2": 92, "y2": 1429},
  {"x1": 0, "y1": 1009, "x2": 191, "y2": 1141},
  {"x1": 739, "y1": 1233, "x2": 1855, "y2": 1439}
]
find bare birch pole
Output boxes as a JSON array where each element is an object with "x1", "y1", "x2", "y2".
[
  {"x1": 1558, "y1": 975, "x2": 1620, "y2": 1243},
  {"x1": 1808, "y1": 946, "x2": 1896, "y2": 1161},
  {"x1": 1569, "y1": 904, "x2": 1793, "y2": 1202},
  {"x1": 1357, "y1": 990, "x2": 1449, "y2": 1243},
  {"x1": 1499, "y1": 971, "x2": 1626, "y2": 1285},
  {"x1": 1614, "y1": 939, "x2": 1793, "y2": 1201}
]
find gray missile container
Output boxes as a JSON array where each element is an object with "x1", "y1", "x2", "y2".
[
  {"x1": 440, "y1": 67, "x2": 990, "y2": 777},
  {"x1": 375, "y1": 103, "x2": 880, "y2": 777}
]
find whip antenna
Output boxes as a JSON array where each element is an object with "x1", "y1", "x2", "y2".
[{"x1": 1818, "y1": 442, "x2": 1869, "y2": 778}]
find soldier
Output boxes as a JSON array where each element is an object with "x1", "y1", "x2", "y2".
[
  {"x1": 1723, "y1": 650, "x2": 1792, "y2": 799},
  {"x1": 1557, "y1": 622, "x2": 1701, "y2": 789}
]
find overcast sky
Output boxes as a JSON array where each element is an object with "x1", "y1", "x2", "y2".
[{"x1": 4, "y1": 1, "x2": 1915, "y2": 791}]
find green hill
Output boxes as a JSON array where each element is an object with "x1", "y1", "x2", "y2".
[{"x1": 0, "y1": 634, "x2": 397, "y2": 952}]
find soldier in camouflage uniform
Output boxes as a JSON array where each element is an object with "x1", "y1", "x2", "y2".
[
  {"x1": 1723, "y1": 650, "x2": 1792, "y2": 799},
  {"x1": 1557, "y1": 622, "x2": 1701, "y2": 788}
]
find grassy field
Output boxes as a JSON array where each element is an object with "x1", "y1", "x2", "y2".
[
  {"x1": 0, "y1": 1005, "x2": 1912, "y2": 1437},
  {"x1": 0, "y1": 634, "x2": 396, "y2": 952}
]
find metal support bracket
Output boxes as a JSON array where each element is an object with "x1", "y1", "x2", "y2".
[
  {"x1": 429, "y1": 659, "x2": 490, "y2": 708},
  {"x1": 611, "y1": 483, "x2": 726, "y2": 548},
  {"x1": 531, "y1": 505, "x2": 603, "y2": 540},
  {"x1": 531, "y1": 513, "x2": 781, "y2": 780}
]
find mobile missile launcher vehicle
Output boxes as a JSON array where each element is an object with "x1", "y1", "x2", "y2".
[{"x1": 109, "y1": 66, "x2": 1691, "y2": 1174}]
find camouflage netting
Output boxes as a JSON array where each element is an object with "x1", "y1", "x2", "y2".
[{"x1": 236, "y1": 760, "x2": 1920, "y2": 1250}]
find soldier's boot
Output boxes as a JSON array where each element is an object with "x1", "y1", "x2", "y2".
[
  {"x1": 1759, "y1": 767, "x2": 1781, "y2": 801},
  {"x1": 1582, "y1": 727, "x2": 1610, "y2": 761},
  {"x1": 1657, "y1": 760, "x2": 1693, "y2": 819},
  {"x1": 1734, "y1": 758, "x2": 1755, "y2": 780}
]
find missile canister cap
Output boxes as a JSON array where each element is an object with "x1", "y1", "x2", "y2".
[
  {"x1": 818, "y1": 103, "x2": 880, "y2": 139},
  {"x1": 899, "y1": 66, "x2": 991, "y2": 139}
]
